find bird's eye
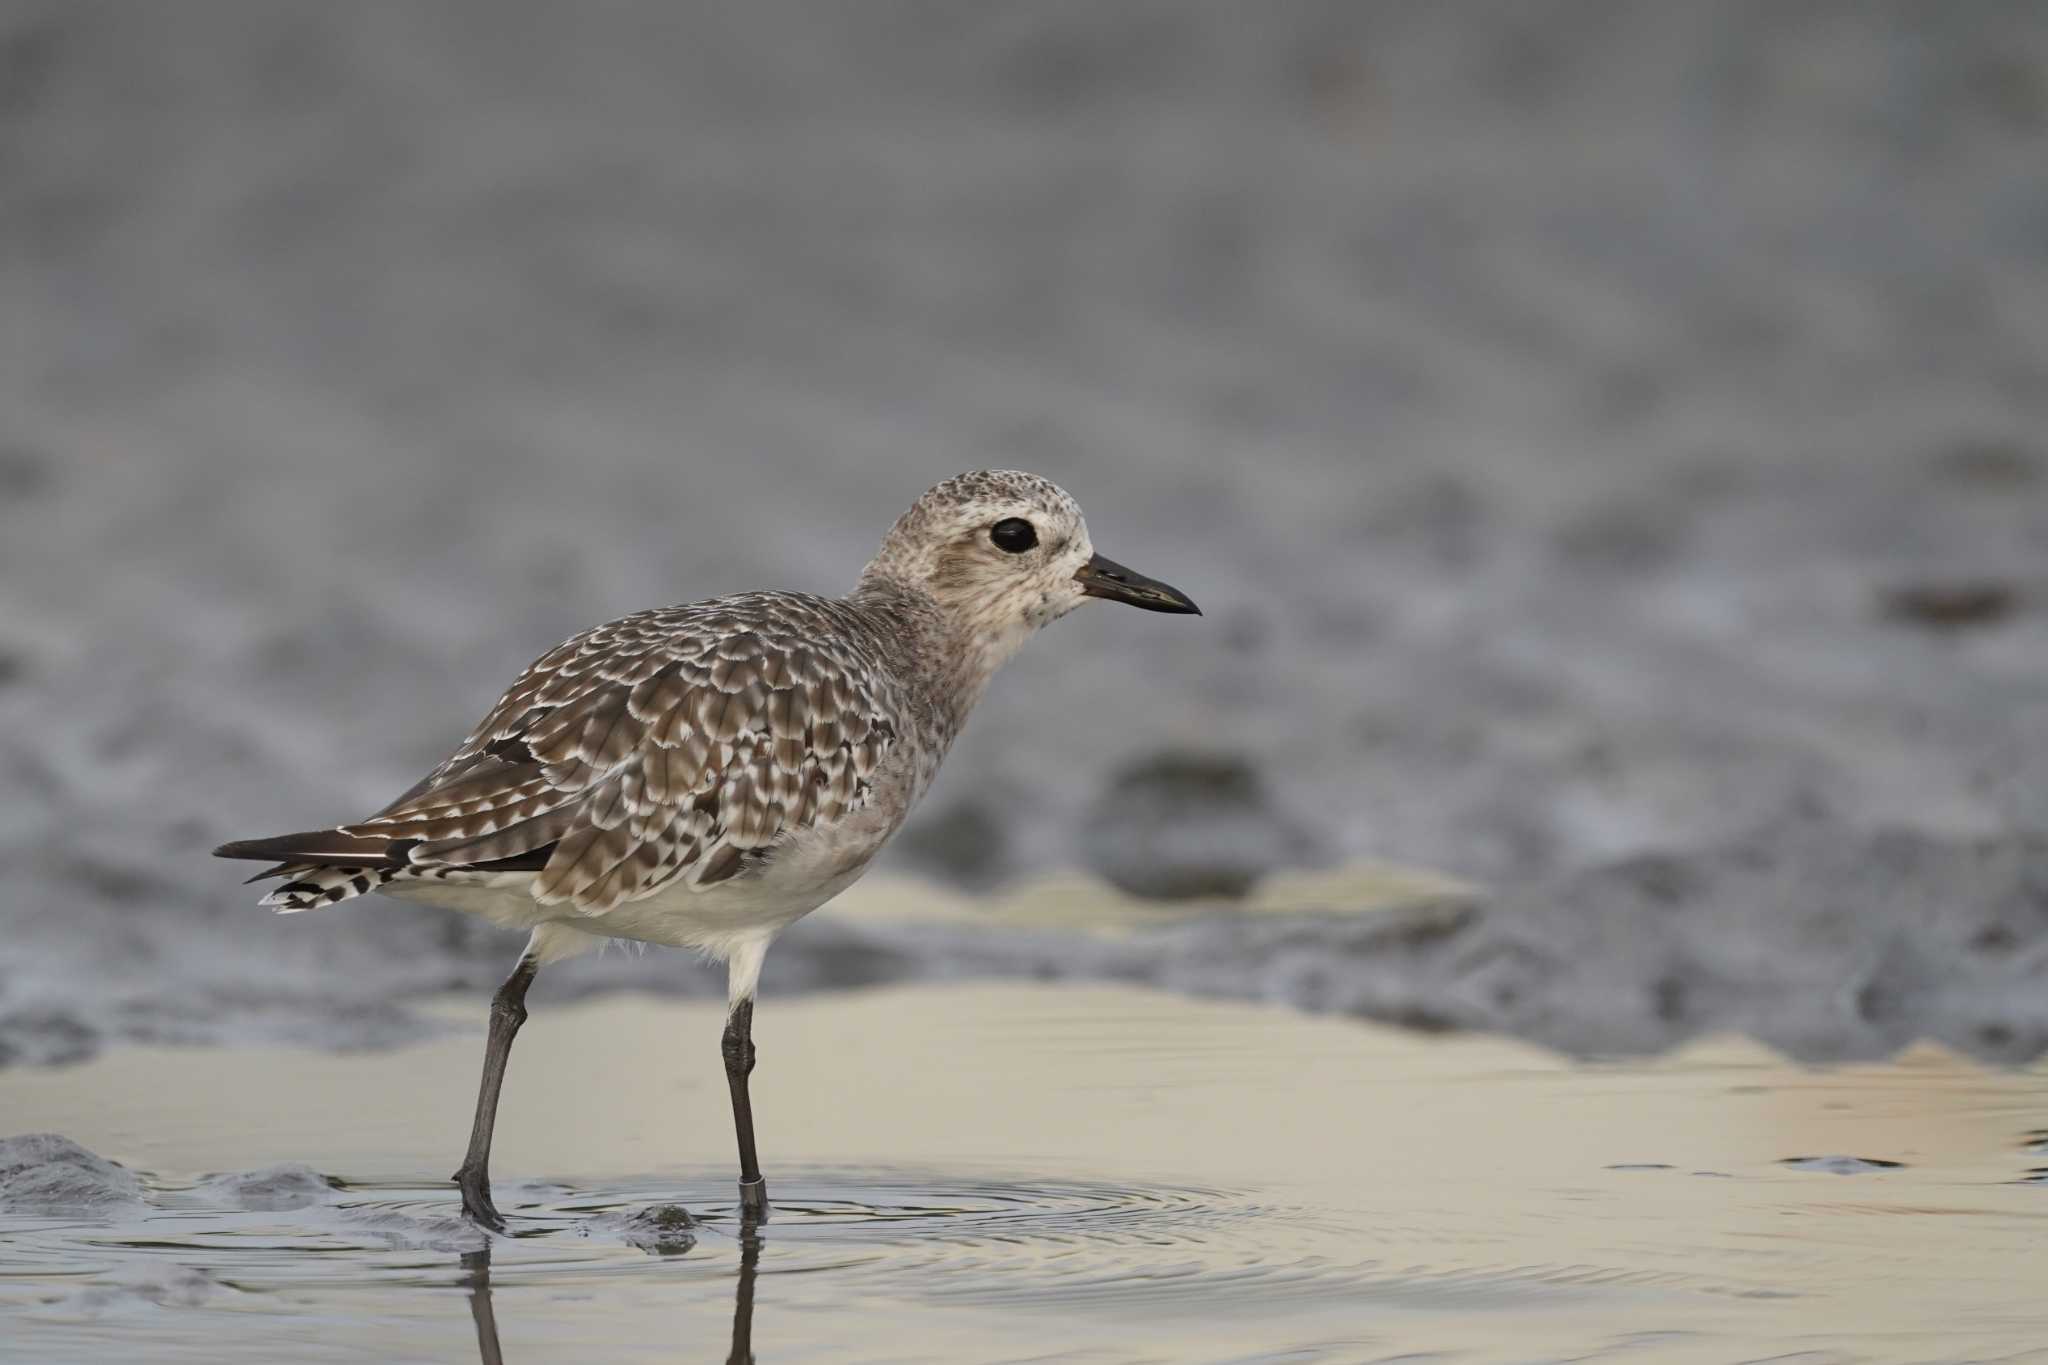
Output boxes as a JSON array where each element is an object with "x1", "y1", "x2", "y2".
[{"x1": 989, "y1": 518, "x2": 1038, "y2": 553}]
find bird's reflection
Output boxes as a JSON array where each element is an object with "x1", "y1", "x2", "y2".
[
  {"x1": 459, "y1": 1249, "x2": 504, "y2": 1365},
  {"x1": 726, "y1": 1223, "x2": 760, "y2": 1365},
  {"x1": 460, "y1": 1215, "x2": 762, "y2": 1365}
]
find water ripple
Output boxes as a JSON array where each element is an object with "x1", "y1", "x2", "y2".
[{"x1": 1, "y1": 1160, "x2": 1723, "y2": 1363}]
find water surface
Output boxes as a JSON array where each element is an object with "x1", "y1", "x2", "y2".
[{"x1": 7, "y1": 984, "x2": 2048, "y2": 1362}]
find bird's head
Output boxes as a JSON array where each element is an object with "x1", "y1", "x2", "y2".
[{"x1": 860, "y1": 470, "x2": 1199, "y2": 673}]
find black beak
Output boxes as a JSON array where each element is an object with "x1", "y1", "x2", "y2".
[{"x1": 1074, "y1": 553, "x2": 1202, "y2": 615}]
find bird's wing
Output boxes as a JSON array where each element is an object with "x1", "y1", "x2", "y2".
[{"x1": 342, "y1": 600, "x2": 899, "y2": 914}]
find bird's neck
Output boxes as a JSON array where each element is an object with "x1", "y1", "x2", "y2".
[{"x1": 848, "y1": 572, "x2": 1020, "y2": 738}]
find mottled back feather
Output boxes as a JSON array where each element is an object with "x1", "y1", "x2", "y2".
[
  {"x1": 337, "y1": 593, "x2": 902, "y2": 914},
  {"x1": 216, "y1": 471, "x2": 1122, "y2": 922}
]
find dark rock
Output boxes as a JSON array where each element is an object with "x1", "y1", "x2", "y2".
[
  {"x1": 0, "y1": 1133, "x2": 145, "y2": 1213},
  {"x1": 1879, "y1": 580, "x2": 2023, "y2": 631},
  {"x1": 616, "y1": 1202, "x2": 698, "y2": 1255},
  {"x1": 1080, "y1": 752, "x2": 1320, "y2": 901}
]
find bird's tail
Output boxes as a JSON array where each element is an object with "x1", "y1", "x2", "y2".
[
  {"x1": 214, "y1": 830, "x2": 404, "y2": 913},
  {"x1": 258, "y1": 863, "x2": 402, "y2": 913}
]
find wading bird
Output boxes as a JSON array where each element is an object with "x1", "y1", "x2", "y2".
[{"x1": 215, "y1": 471, "x2": 1199, "y2": 1228}]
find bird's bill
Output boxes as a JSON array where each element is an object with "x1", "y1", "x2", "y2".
[{"x1": 1074, "y1": 553, "x2": 1202, "y2": 615}]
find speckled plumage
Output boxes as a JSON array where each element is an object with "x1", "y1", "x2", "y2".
[
  {"x1": 298, "y1": 591, "x2": 923, "y2": 914},
  {"x1": 217, "y1": 471, "x2": 1190, "y2": 974},
  {"x1": 213, "y1": 468, "x2": 1199, "y2": 1228}
]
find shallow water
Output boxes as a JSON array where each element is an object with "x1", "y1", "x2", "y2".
[{"x1": 7, "y1": 983, "x2": 2048, "y2": 1362}]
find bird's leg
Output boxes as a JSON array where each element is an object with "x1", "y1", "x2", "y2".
[
  {"x1": 722, "y1": 998, "x2": 769, "y2": 1220},
  {"x1": 454, "y1": 954, "x2": 538, "y2": 1231}
]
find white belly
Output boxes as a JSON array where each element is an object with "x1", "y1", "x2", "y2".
[{"x1": 381, "y1": 814, "x2": 885, "y2": 961}]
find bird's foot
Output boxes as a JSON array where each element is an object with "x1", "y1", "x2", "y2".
[
  {"x1": 738, "y1": 1177, "x2": 770, "y2": 1224},
  {"x1": 455, "y1": 1167, "x2": 508, "y2": 1233}
]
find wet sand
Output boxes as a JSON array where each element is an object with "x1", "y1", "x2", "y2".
[{"x1": 7, "y1": 982, "x2": 2048, "y2": 1362}]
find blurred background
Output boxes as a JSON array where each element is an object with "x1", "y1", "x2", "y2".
[{"x1": 5, "y1": 0, "x2": 2047, "y2": 1068}]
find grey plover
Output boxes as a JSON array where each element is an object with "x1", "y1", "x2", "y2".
[{"x1": 215, "y1": 470, "x2": 1199, "y2": 1228}]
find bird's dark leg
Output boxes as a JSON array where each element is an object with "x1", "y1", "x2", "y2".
[
  {"x1": 722, "y1": 998, "x2": 769, "y2": 1220},
  {"x1": 454, "y1": 954, "x2": 538, "y2": 1231}
]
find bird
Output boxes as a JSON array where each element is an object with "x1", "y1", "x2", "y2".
[{"x1": 213, "y1": 470, "x2": 1200, "y2": 1230}]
